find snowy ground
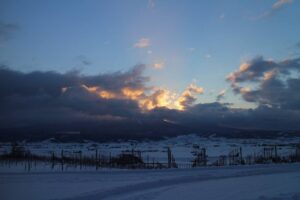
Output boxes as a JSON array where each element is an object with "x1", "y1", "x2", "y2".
[
  {"x1": 1, "y1": 163, "x2": 300, "y2": 200},
  {"x1": 1, "y1": 134, "x2": 299, "y2": 165}
]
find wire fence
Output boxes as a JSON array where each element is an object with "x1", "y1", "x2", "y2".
[{"x1": 0, "y1": 143, "x2": 299, "y2": 172}]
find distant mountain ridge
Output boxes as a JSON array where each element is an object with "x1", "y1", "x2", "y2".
[{"x1": 0, "y1": 120, "x2": 299, "y2": 142}]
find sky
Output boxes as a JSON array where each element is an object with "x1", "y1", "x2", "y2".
[{"x1": 0, "y1": 0, "x2": 300, "y2": 136}]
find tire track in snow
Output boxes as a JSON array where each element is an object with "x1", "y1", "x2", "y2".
[{"x1": 61, "y1": 164, "x2": 300, "y2": 200}]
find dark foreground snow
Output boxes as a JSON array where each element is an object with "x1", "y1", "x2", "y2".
[{"x1": 1, "y1": 164, "x2": 300, "y2": 200}]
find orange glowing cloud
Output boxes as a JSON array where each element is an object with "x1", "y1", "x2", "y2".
[
  {"x1": 263, "y1": 70, "x2": 277, "y2": 80},
  {"x1": 122, "y1": 87, "x2": 144, "y2": 100},
  {"x1": 141, "y1": 89, "x2": 175, "y2": 110},
  {"x1": 174, "y1": 83, "x2": 204, "y2": 110},
  {"x1": 99, "y1": 90, "x2": 116, "y2": 99},
  {"x1": 64, "y1": 83, "x2": 204, "y2": 111}
]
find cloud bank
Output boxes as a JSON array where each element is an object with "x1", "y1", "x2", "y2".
[
  {"x1": 0, "y1": 65, "x2": 203, "y2": 127},
  {"x1": 0, "y1": 59, "x2": 300, "y2": 141},
  {"x1": 227, "y1": 56, "x2": 300, "y2": 110}
]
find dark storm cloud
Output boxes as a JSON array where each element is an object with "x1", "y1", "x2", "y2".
[
  {"x1": 0, "y1": 64, "x2": 148, "y2": 98},
  {"x1": 59, "y1": 85, "x2": 141, "y2": 117},
  {"x1": 0, "y1": 65, "x2": 146, "y2": 128},
  {"x1": 0, "y1": 91, "x2": 140, "y2": 129},
  {"x1": 227, "y1": 56, "x2": 300, "y2": 110},
  {"x1": 227, "y1": 56, "x2": 300, "y2": 83},
  {"x1": 0, "y1": 22, "x2": 19, "y2": 42},
  {"x1": 0, "y1": 66, "x2": 77, "y2": 98},
  {"x1": 205, "y1": 103, "x2": 297, "y2": 129},
  {"x1": 149, "y1": 102, "x2": 300, "y2": 130},
  {"x1": 82, "y1": 64, "x2": 149, "y2": 92},
  {"x1": 179, "y1": 95, "x2": 196, "y2": 109},
  {"x1": 1, "y1": 62, "x2": 300, "y2": 139}
]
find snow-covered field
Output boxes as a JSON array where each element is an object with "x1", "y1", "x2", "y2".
[
  {"x1": 1, "y1": 134, "x2": 299, "y2": 165},
  {"x1": 1, "y1": 135, "x2": 300, "y2": 199},
  {"x1": 1, "y1": 163, "x2": 300, "y2": 200}
]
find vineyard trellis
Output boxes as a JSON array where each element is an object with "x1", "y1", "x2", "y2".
[{"x1": 0, "y1": 143, "x2": 300, "y2": 171}]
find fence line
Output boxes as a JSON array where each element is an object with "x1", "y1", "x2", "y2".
[{"x1": 0, "y1": 143, "x2": 299, "y2": 171}]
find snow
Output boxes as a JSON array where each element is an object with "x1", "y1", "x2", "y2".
[
  {"x1": 1, "y1": 163, "x2": 300, "y2": 200},
  {"x1": 115, "y1": 173, "x2": 300, "y2": 200},
  {"x1": 1, "y1": 135, "x2": 300, "y2": 199},
  {"x1": 1, "y1": 134, "x2": 299, "y2": 166}
]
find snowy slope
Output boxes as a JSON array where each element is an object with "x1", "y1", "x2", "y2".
[{"x1": 1, "y1": 163, "x2": 300, "y2": 200}]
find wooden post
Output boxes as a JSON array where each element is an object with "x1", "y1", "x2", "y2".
[
  {"x1": 61, "y1": 150, "x2": 64, "y2": 171},
  {"x1": 99, "y1": 153, "x2": 102, "y2": 167},
  {"x1": 147, "y1": 155, "x2": 149, "y2": 168},
  {"x1": 152, "y1": 158, "x2": 155, "y2": 168},
  {"x1": 167, "y1": 147, "x2": 171, "y2": 168},
  {"x1": 109, "y1": 152, "x2": 112, "y2": 168},
  {"x1": 95, "y1": 149, "x2": 98, "y2": 170},
  {"x1": 80, "y1": 151, "x2": 82, "y2": 170},
  {"x1": 240, "y1": 147, "x2": 243, "y2": 164},
  {"x1": 27, "y1": 155, "x2": 30, "y2": 172},
  {"x1": 203, "y1": 148, "x2": 207, "y2": 166},
  {"x1": 51, "y1": 152, "x2": 55, "y2": 170}
]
